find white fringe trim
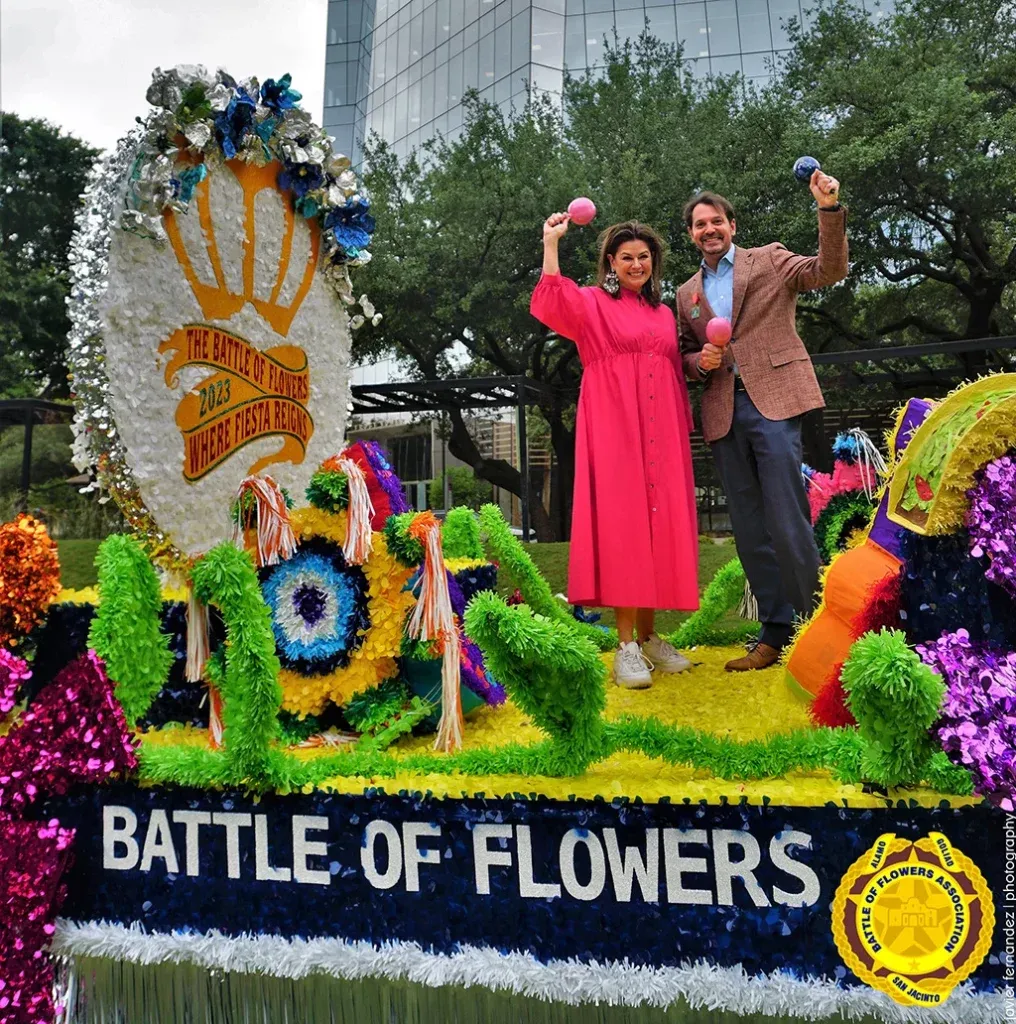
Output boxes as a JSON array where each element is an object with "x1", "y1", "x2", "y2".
[{"x1": 51, "y1": 920, "x2": 1006, "y2": 1023}]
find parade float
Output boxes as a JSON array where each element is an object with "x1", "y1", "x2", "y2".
[{"x1": 0, "y1": 67, "x2": 1009, "y2": 1024}]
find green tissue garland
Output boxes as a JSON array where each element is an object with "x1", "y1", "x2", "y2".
[
  {"x1": 305, "y1": 469, "x2": 349, "y2": 514},
  {"x1": 604, "y1": 716, "x2": 866, "y2": 782},
  {"x1": 136, "y1": 712, "x2": 972, "y2": 795},
  {"x1": 668, "y1": 556, "x2": 753, "y2": 649},
  {"x1": 357, "y1": 698, "x2": 433, "y2": 753},
  {"x1": 127, "y1": 549, "x2": 972, "y2": 799},
  {"x1": 477, "y1": 503, "x2": 618, "y2": 651},
  {"x1": 191, "y1": 543, "x2": 283, "y2": 787},
  {"x1": 464, "y1": 592, "x2": 606, "y2": 775},
  {"x1": 345, "y1": 677, "x2": 412, "y2": 733},
  {"x1": 88, "y1": 534, "x2": 173, "y2": 725},
  {"x1": 841, "y1": 628, "x2": 945, "y2": 789},
  {"x1": 442, "y1": 506, "x2": 484, "y2": 559}
]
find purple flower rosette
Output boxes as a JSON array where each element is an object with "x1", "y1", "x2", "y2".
[
  {"x1": 967, "y1": 454, "x2": 1016, "y2": 600},
  {"x1": 917, "y1": 628, "x2": 1016, "y2": 811}
]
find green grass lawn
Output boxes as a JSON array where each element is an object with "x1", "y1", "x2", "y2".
[
  {"x1": 57, "y1": 537, "x2": 742, "y2": 636},
  {"x1": 57, "y1": 540, "x2": 102, "y2": 590}
]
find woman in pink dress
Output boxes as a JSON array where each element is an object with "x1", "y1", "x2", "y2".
[{"x1": 531, "y1": 213, "x2": 699, "y2": 688}]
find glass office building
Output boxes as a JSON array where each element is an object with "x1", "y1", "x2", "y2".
[{"x1": 324, "y1": 0, "x2": 891, "y2": 165}]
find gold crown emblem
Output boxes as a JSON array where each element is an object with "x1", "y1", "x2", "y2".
[{"x1": 163, "y1": 157, "x2": 320, "y2": 338}]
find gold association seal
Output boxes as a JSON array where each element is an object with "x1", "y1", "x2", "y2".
[{"x1": 832, "y1": 832, "x2": 994, "y2": 1007}]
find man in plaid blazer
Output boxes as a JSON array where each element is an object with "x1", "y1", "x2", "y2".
[{"x1": 677, "y1": 172, "x2": 848, "y2": 671}]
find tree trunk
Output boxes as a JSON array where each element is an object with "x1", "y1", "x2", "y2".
[
  {"x1": 443, "y1": 406, "x2": 556, "y2": 541},
  {"x1": 546, "y1": 407, "x2": 575, "y2": 541},
  {"x1": 962, "y1": 282, "x2": 1005, "y2": 374},
  {"x1": 964, "y1": 285, "x2": 1004, "y2": 340}
]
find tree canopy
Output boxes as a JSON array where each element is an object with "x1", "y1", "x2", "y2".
[
  {"x1": 0, "y1": 114, "x2": 99, "y2": 398},
  {"x1": 356, "y1": 0, "x2": 1015, "y2": 537},
  {"x1": 783, "y1": 0, "x2": 1016, "y2": 343}
]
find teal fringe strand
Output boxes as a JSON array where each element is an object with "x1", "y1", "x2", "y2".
[{"x1": 62, "y1": 957, "x2": 893, "y2": 1024}]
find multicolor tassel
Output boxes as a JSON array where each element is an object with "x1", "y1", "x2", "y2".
[
  {"x1": 407, "y1": 512, "x2": 463, "y2": 752},
  {"x1": 334, "y1": 457, "x2": 375, "y2": 565},
  {"x1": 185, "y1": 586, "x2": 210, "y2": 684},
  {"x1": 231, "y1": 475, "x2": 298, "y2": 568},
  {"x1": 832, "y1": 429, "x2": 887, "y2": 499}
]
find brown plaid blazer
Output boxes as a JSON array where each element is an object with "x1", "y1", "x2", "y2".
[{"x1": 677, "y1": 208, "x2": 849, "y2": 443}]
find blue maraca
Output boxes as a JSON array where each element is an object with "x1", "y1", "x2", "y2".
[{"x1": 793, "y1": 156, "x2": 821, "y2": 184}]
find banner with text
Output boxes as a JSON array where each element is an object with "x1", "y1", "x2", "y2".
[
  {"x1": 159, "y1": 324, "x2": 313, "y2": 481},
  {"x1": 44, "y1": 785, "x2": 1008, "y2": 994}
]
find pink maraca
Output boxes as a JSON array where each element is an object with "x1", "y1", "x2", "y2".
[
  {"x1": 706, "y1": 316, "x2": 732, "y2": 347},
  {"x1": 567, "y1": 197, "x2": 597, "y2": 226}
]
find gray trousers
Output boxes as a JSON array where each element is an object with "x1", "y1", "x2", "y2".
[{"x1": 710, "y1": 389, "x2": 821, "y2": 649}]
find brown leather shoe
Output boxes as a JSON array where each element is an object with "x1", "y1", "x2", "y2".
[{"x1": 724, "y1": 642, "x2": 780, "y2": 672}]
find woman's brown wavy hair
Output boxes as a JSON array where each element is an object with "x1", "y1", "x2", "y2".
[{"x1": 595, "y1": 221, "x2": 666, "y2": 307}]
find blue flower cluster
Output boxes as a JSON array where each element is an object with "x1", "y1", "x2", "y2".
[
  {"x1": 831, "y1": 432, "x2": 861, "y2": 465},
  {"x1": 325, "y1": 198, "x2": 377, "y2": 263},
  {"x1": 260, "y1": 74, "x2": 302, "y2": 114},
  {"x1": 213, "y1": 85, "x2": 258, "y2": 160}
]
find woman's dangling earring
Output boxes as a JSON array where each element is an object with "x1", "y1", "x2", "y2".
[{"x1": 603, "y1": 268, "x2": 620, "y2": 296}]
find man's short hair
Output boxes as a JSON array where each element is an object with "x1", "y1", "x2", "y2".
[{"x1": 683, "y1": 191, "x2": 736, "y2": 229}]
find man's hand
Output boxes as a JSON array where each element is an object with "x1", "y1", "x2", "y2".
[
  {"x1": 810, "y1": 168, "x2": 841, "y2": 208},
  {"x1": 698, "y1": 342, "x2": 723, "y2": 372}
]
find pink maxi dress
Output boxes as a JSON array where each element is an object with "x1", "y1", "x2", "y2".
[{"x1": 531, "y1": 273, "x2": 699, "y2": 610}]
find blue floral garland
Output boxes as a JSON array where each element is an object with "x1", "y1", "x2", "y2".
[{"x1": 125, "y1": 66, "x2": 375, "y2": 269}]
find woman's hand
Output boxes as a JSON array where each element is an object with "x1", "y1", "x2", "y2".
[
  {"x1": 543, "y1": 212, "x2": 569, "y2": 243},
  {"x1": 542, "y1": 213, "x2": 568, "y2": 276}
]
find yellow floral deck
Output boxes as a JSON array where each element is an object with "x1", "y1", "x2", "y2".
[{"x1": 145, "y1": 646, "x2": 978, "y2": 808}]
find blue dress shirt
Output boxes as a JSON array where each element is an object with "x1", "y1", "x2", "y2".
[{"x1": 701, "y1": 243, "x2": 735, "y2": 322}]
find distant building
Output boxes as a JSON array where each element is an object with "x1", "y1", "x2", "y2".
[
  {"x1": 323, "y1": 0, "x2": 894, "y2": 163},
  {"x1": 348, "y1": 360, "x2": 548, "y2": 519}
]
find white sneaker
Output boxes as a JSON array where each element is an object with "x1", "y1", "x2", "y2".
[
  {"x1": 613, "y1": 641, "x2": 653, "y2": 689},
  {"x1": 642, "y1": 633, "x2": 692, "y2": 674}
]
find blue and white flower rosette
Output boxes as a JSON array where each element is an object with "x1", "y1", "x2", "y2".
[{"x1": 261, "y1": 540, "x2": 371, "y2": 675}]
